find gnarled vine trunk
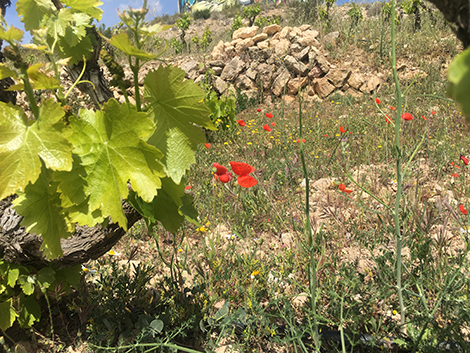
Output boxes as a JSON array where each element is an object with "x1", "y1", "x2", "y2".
[{"x1": 0, "y1": 196, "x2": 142, "y2": 269}]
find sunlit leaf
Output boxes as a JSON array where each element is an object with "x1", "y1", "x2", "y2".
[
  {"x1": 17, "y1": 0, "x2": 55, "y2": 31},
  {"x1": 448, "y1": 46, "x2": 470, "y2": 119},
  {"x1": 0, "y1": 99, "x2": 73, "y2": 199},
  {"x1": 144, "y1": 65, "x2": 215, "y2": 184},
  {"x1": 62, "y1": 0, "x2": 103, "y2": 21},
  {"x1": 0, "y1": 64, "x2": 17, "y2": 80},
  {"x1": 0, "y1": 26, "x2": 24, "y2": 42},
  {"x1": 108, "y1": 32, "x2": 157, "y2": 60},
  {"x1": 0, "y1": 299, "x2": 18, "y2": 331}
]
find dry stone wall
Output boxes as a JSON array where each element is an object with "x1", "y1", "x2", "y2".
[{"x1": 180, "y1": 24, "x2": 382, "y2": 103}]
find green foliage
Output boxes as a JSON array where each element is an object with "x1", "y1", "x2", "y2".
[
  {"x1": 193, "y1": 8, "x2": 211, "y2": 20},
  {"x1": 383, "y1": 2, "x2": 400, "y2": 25},
  {"x1": 242, "y1": 4, "x2": 261, "y2": 27},
  {"x1": 231, "y1": 14, "x2": 243, "y2": 34},
  {"x1": 401, "y1": 0, "x2": 421, "y2": 15},
  {"x1": 176, "y1": 12, "x2": 190, "y2": 49},
  {"x1": 347, "y1": 3, "x2": 363, "y2": 28},
  {"x1": 170, "y1": 37, "x2": 182, "y2": 54},
  {"x1": 448, "y1": 46, "x2": 470, "y2": 119},
  {"x1": 254, "y1": 14, "x2": 282, "y2": 28},
  {"x1": 190, "y1": 26, "x2": 212, "y2": 52},
  {"x1": 288, "y1": 0, "x2": 321, "y2": 25},
  {"x1": 204, "y1": 90, "x2": 236, "y2": 130}
]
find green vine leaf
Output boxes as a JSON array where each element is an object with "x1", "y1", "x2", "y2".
[
  {"x1": 0, "y1": 64, "x2": 17, "y2": 80},
  {"x1": 17, "y1": 0, "x2": 56, "y2": 31},
  {"x1": 448, "y1": 45, "x2": 470, "y2": 118},
  {"x1": 144, "y1": 65, "x2": 216, "y2": 184},
  {"x1": 66, "y1": 100, "x2": 165, "y2": 229},
  {"x1": 61, "y1": 0, "x2": 103, "y2": 21},
  {"x1": 8, "y1": 63, "x2": 60, "y2": 90},
  {"x1": 0, "y1": 99, "x2": 73, "y2": 200},
  {"x1": 108, "y1": 32, "x2": 157, "y2": 61},
  {"x1": 13, "y1": 167, "x2": 74, "y2": 259},
  {"x1": 0, "y1": 26, "x2": 24, "y2": 42},
  {"x1": 17, "y1": 294, "x2": 41, "y2": 328},
  {"x1": 0, "y1": 299, "x2": 18, "y2": 331}
]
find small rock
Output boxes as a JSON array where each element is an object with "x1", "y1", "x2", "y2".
[
  {"x1": 232, "y1": 26, "x2": 259, "y2": 40},
  {"x1": 263, "y1": 24, "x2": 282, "y2": 36}
]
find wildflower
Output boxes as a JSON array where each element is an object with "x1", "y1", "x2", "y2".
[
  {"x1": 178, "y1": 248, "x2": 183, "y2": 252},
  {"x1": 81, "y1": 265, "x2": 97, "y2": 274},
  {"x1": 257, "y1": 108, "x2": 261, "y2": 112},
  {"x1": 197, "y1": 226, "x2": 208, "y2": 232},
  {"x1": 421, "y1": 115, "x2": 427, "y2": 120},
  {"x1": 375, "y1": 98, "x2": 381, "y2": 104},
  {"x1": 224, "y1": 234, "x2": 237, "y2": 240},
  {"x1": 263, "y1": 124, "x2": 271, "y2": 132},
  {"x1": 217, "y1": 172, "x2": 233, "y2": 183},
  {"x1": 431, "y1": 111, "x2": 436, "y2": 115},
  {"x1": 297, "y1": 138, "x2": 306, "y2": 143},
  {"x1": 390, "y1": 106, "x2": 396, "y2": 111},
  {"x1": 323, "y1": 134, "x2": 327, "y2": 137},
  {"x1": 271, "y1": 122, "x2": 275, "y2": 127},
  {"x1": 230, "y1": 161, "x2": 258, "y2": 188},
  {"x1": 213, "y1": 162, "x2": 227, "y2": 176},
  {"x1": 338, "y1": 183, "x2": 353, "y2": 194},
  {"x1": 205, "y1": 143, "x2": 211, "y2": 148},
  {"x1": 237, "y1": 119, "x2": 246, "y2": 127},
  {"x1": 266, "y1": 113, "x2": 273, "y2": 119},
  {"x1": 340, "y1": 126, "x2": 346, "y2": 133},
  {"x1": 250, "y1": 270, "x2": 260, "y2": 279},
  {"x1": 460, "y1": 204, "x2": 468, "y2": 215},
  {"x1": 107, "y1": 250, "x2": 121, "y2": 256},
  {"x1": 402, "y1": 113, "x2": 413, "y2": 121},
  {"x1": 451, "y1": 173, "x2": 459, "y2": 178},
  {"x1": 461, "y1": 155, "x2": 469, "y2": 165},
  {"x1": 385, "y1": 115, "x2": 392, "y2": 124}
]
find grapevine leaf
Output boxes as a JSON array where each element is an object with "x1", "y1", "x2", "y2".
[
  {"x1": 17, "y1": 0, "x2": 55, "y2": 31},
  {"x1": 17, "y1": 294, "x2": 41, "y2": 328},
  {"x1": 0, "y1": 99, "x2": 73, "y2": 199},
  {"x1": 108, "y1": 33, "x2": 157, "y2": 61},
  {"x1": 56, "y1": 34, "x2": 93, "y2": 65},
  {"x1": 0, "y1": 64, "x2": 17, "y2": 80},
  {"x1": 448, "y1": 46, "x2": 470, "y2": 118},
  {"x1": 7, "y1": 268, "x2": 19, "y2": 288},
  {"x1": 17, "y1": 275, "x2": 35, "y2": 295},
  {"x1": 55, "y1": 265, "x2": 81, "y2": 290},
  {"x1": 25, "y1": 63, "x2": 60, "y2": 90},
  {"x1": 13, "y1": 168, "x2": 74, "y2": 259},
  {"x1": 180, "y1": 194, "x2": 199, "y2": 226},
  {"x1": 0, "y1": 26, "x2": 24, "y2": 42},
  {"x1": 0, "y1": 299, "x2": 18, "y2": 331},
  {"x1": 61, "y1": 0, "x2": 103, "y2": 21},
  {"x1": 144, "y1": 66, "x2": 216, "y2": 184},
  {"x1": 67, "y1": 100, "x2": 165, "y2": 229},
  {"x1": 63, "y1": 13, "x2": 90, "y2": 47},
  {"x1": 37, "y1": 268, "x2": 55, "y2": 289}
]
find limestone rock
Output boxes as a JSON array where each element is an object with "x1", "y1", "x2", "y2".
[
  {"x1": 211, "y1": 40, "x2": 225, "y2": 60},
  {"x1": 235, "y1": 74, "x2": 255, "y2": 90},
  {"x1": 274, "y1": 38, "x2": 291, "y2": 56},
  {"x1": 256, "y1": 62, "x2": 274, "y2": 89},
  {"x1": 313, "y1": 77, "x2": 335, "y2": 98},
  {"x1": 257, "y1": 40, "x2": 269, "y2": 50},
  {"x1": 263, "y1": 24, "x2": 282, "y2": 36},
  {"x1": 345, "y1": 87, "x2": 362, "y2": 98},
  {"x1": 246, "y1": 67, "x2": 258, "y2": 81},
  {"x1": 287, "y1": 77, "x2": 308, "y2": 95},
  {"x1": 272, "y1": 68, "x2": 291, "y2": 96},
  {"x1": 279, "y1": 26, "x2": 291, "y2": 39},
  {"x1": 299, "y1": 24, "x2": 312, "y2": 31},
  {"x1": 361, "y1": 76, "x2": 381, "y2": 93},
  {"x1": 326, "y1": 69, "x2": 351, "y2": 88},
  {"x1": 232, "y1": 26, "x2": 259, "y2": 40},
  {"x1": 298, "y1": 30, "x2": 319, "y2": 47},
  {"x1": 347, "y1": 72, "x2": 364, "y2": 90},
  {"x1": 308, "y1": 66, "x2": 323, "y2": 79},
  {"x1": 212, "y1": 76, "x2": 228, "y2": 94},
  {"x1": 284, "y1": 55, "x2": 309, "y2": 76},
  {"x1": 235, "y1": 38, "x2": 254, "y2": 53},
  {"x1": 253, "y1": 33, "x2": 268, "y2": 43},
  {"x1": 295, "y1": 46, "x2": 310, "y2": 62},
  {"x1": 220, "y1": 56, "x2": 245, "y2": 82},
  {"x1": 212, "y1": 66, "x2": 223, "y2": 76},
  {"x1": 290, "y1": 43, "x2": 302, "y2": 53},
  {"x1": 324, "y1": 31, "x2": 340, "y2": 46},
  {"x1": 316, "y1": 54, "x2": 330, "y2": 74},
  {"x1": 180, "y1": 60, "x2": 199, "y2": 79},
  {"x1": 209, "y1": 60, "x2": 225, "y2": 68}
]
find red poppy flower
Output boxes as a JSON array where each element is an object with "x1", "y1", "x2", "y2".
[
  {"x1": 271, "y1": 122, "x2": 275, "y2": 127},
  {"x1": 460, "y1": 204, "x2": 468, "y2": 215},
  {"x1": 340, "y1": 126, "x2": 346, "y2": 133},
  {"x1": 450, "y1": 162, "x2": 454, "y2": 166},
  {"x1": 455, "y1": 165, "x2": 461, "y2": 169},
  {"x1": 257, "y1": 108, "x2": 261, "y2": 112},
  {"x1": 390, "y1": 106, "x2": 396, "y2": 111},
  {"x1": 205, "y1": 143, "x2": 211, "y2": 148},
  {"x1": 263, "y1": 124, "x2": 271, "y2": 132},
  {"x1": 185, "y1": 185, "x2": 192, "y2": 190},
  {"x1": 461, "y1": 155, "x2": 469, "y2": 166},
  {"x1": 338, "y1": 183, "x2": 352, "y2": 193},
  {"x1": 237, "y1": 120, "x2": 246, "y2": 127},
  {"x1": 230, "y1": 162, "x2": 258, "y2": 188},
  {"x1": 218, "y1": 172, "x2": 233, "y2": 183},
  {"x1": 385, "y1": 115, "x2": 392, "y2": 124},
  {"x1": 431, "y1": 111, "x2": 436, "y2": 115},
  {"x1": 297, "y1": 138, "x2": 306, "y2": 143},
  {"x1": 266, "y1": 113, "x2": 273, "y2": 119},
  {"x1": 213, "y1": 162, "x2": 227, "y2": 176},
  {"x1": 402, "y1": 113, "x2": 413, "y2": 121},
  {"x1": 421, "y1": 116, "x2": 427, "y2": 121},
  {"x1": 451, "y1": 173, "x2": 460, "y2": 178},
  {"x1": 375, "y1": 98, "x2": 381, "y2": 104},
  {"x1": 323, "y1": 134, "x2": 328, "y2": 137}
]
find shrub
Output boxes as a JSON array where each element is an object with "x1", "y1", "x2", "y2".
[{"x1": 193, "y1": 8, "x2": 211, "y2": 20}]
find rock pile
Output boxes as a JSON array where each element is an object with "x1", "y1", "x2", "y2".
[{"x1": 181, "y1": 24, "x2": 382, "y2": 103}]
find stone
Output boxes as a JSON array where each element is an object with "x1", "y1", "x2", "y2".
[
  {"x1": 257, "y1": 40, "x2": 269, "y2": 50},
  {"x1": 345, "y1": 87, "x2": 362, "y2": 98},
  {"x1": 362, "y1": 76, "x2": 381, "y2": 93},
  {"x1": 313, "y1": 77, "x2": 335, "y2": 98},
  {"x1": 290, "y1": 43, "x2": 302, "y2": 53},
  {"x1": 279, "y1": 26, "x2": 291, "y2": 39},
  {"x1": 235, "y1": 38, "x2": 254, "y2": 53},
  {"x1": 212, "y1": 66, "x2": 223, "y2": 76},
  {"x1": 232, "y1": 26, "x2": 259, "y2": 40},
  {"x1": 292, "y1": 292, "x2": 309, "y2": 308},
  {"x1": 272, "y1": 68, "x2": 291, "y2": 96},
  {"x1": 326, "y1": 69, "x2": 351, "y2": 88},
  {"x1": 227, "y1": 38, "x2": 242, "y2": 47},
  {"x1": 295, "y1": 46, "x2": 310, "y2": 62},
  {"x1": 256, "y1": 62, "x2": 274, "y2": 89},
  {"x1": 194, "y1": 74, "x2": 205, "y2": 84},
  {"x1": 316, "y1": 54, "x2": 330, "y2": 74},
  {"x1": 287, "y1": 77, "x2": 308, "y2": 95},
  {"x1": 298, "y1": 30, "x2": 319, "y2": 46},
  {"x1": 299, "y1": 24, "x2": 312, "y2": 31},
  {"x1": 209, "y1": 60, "x2": 225, "y2": 67},
  {"x1": 235, "y1": 74, "x2": 255, "y2": 90},
  {"x1": 308, "y1": 65, "x2": 323, "y2": 79},
  {"x1": 284, "y1": 55, "x2": 309, "y2": 76},
  {"x1": 284, "y1": 94, "x2": 296, "y2": 105},
  {"x1": 347, "y1": 72, "x2": 364, "y2": 90},
  {"x1": 211, "y1": 40, "x2": 225, "y2": 60},
  {"x1": 180, "y1": 60, "x2": 199, "y2": 79},
  {"x1": 246, "y1": 67, "x2": 258, "y2": 81},
  {"x1": 324, "y1": 31, "x2": 340, "y2": 46},
  {"x1": 220, "y1": 56, "x2": 245, "y2": 81},
  {"x1": 274, "y1": 38, "x2": 291, "y2": 56},
  {"x1": 212, "y1": 76, "x2": 228, "y2": 94},
  {"x1": 252, "y1": 33, "x2": 268, "y2": 43},
  {"x1": 247, "y1": 46, "x2": 260, "y2": 59},
  {"x1": 272, "y1": 32, "x2": 280, "y2": 40},
  {"x1": 263, "y1": 24, "x2": 282, "y2": 36}
]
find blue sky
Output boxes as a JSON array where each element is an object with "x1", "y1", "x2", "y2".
[{"x1": 4, "y1": 0, "x2": 376, "y2": 43}]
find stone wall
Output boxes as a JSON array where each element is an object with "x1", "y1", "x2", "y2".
[{"x1": 180, "y1": 24, "x2": 382, "y2": 103}]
